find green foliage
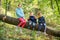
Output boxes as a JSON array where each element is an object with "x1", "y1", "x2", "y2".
[{"x1": 0, "y1": 0, "x2": 60, "y2": 40}]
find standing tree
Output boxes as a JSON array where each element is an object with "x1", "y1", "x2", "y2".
[
  {"x1": 7, "y1": 1, "x2": 11, "y2": 11},
  {"x1": 55, "y1": 0, "x2": 60, "y2": 14},
  {"x1": 0, "y1": 0, "x2": 1, "y2": 6},
  {"x1": 50, "y1": 0, "x2": 54, "y2": 9},
  {"x1": 0, "y1": 0, "x2": 2, "y2": 14}
]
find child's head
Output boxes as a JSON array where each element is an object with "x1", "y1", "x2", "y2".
[
  {"x1": 30, "y1": 12, "x2": 34, "y2": 16},
  {"x1": 37, "y1": 11, "x2": 42, "y2": 17},
  {"x1": 18, "y1": 3, "x2": 22, "y2": 8}
]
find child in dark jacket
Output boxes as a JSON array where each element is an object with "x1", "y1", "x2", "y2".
[
  {"x1": 28, "y1": 12, "x2": 37, "y2": 30},
  {"x1": 37, "y1": 11, "x2": 46, "y2": 34}
]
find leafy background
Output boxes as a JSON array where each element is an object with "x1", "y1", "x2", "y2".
[{"x1": 0, "y1": 0, "x2": 60, "y2": 40}]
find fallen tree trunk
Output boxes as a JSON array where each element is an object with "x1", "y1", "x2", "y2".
[{"x1": 0, "y1": 14, "x2": 60, "y2": 37}]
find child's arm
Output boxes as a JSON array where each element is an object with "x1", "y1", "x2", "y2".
[
  {"x1": 34, "y1": 16, "x2": 36, "y2": 18},
  {"x1": 34, "y1": 16, "x2": 37, "y2": 23},
  {"x1": 35, "y1": 19, "x2": 37, "y2": 23},
  {"x1": 43, "y1": 17, "x2": 46, "y2": 23},
  {"x1": 28, "y1": 18, "x2": 30, "y2": 21},
  {"x1": 28, "y1": 16, "x2": 30, "y2": 21}
]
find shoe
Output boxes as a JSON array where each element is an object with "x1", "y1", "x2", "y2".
[
  {"x1": 43, "y1": 32, "x2": 47, "y2": 36},
  {"x1": 20, "y1": 28, "x2": 23, "y2": 34},
  {"x1": 15, "y1": 26, "x2": 18, "y2": 31}
]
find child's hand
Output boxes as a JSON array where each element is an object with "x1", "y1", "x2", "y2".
[
  {"x1": 34, "y1": 16, "x2": 36, "y2": 18},
  {"x1": 3, "y1": 16, "x2": 6, "y2": 21},
  {"x1": 27, "y1": 18, "x2": 30, "y2": 21}
]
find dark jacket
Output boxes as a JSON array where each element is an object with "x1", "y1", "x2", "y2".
[
  {"x1": 28, "y1": 16, "x2": 37, "y2": 23},
  {"x1": 38, "y1": 16, "x2": 45, "y2": 24}
]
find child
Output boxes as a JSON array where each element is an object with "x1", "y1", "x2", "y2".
[
  {"x1": 16, "y1": 3, "x2": 26, "y2": 33},
  {"x1": 37, "y1": 11, "x2": 46, "y2": 35},
  {"x1": 28, "y1": 12, "x2": 37, "y2": 30}
]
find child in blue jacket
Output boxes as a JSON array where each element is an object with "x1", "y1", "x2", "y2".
[
  {"x1": 16, "y1": 4, "x2": 26, "y2": 28},
  {"x1": 15, "y1": 3, "x2": 26, "y2": 33}
]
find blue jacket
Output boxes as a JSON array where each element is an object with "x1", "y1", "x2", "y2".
[{"x1": 16, "y1": 8, "x2": 24, "y2": 18}]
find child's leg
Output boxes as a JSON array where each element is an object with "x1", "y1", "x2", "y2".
[
  {"x1": 20, "y1": 19, "x2": 26, "y2": 34},
  {"x1": 18, "y1": 18, "x2": 25, "y2": 33},
  {"x1": 21, "y1": 20, "x2": 26, "y2": 28},
  {"x1": 18, "y1": 18, "x2": 25, "y2": 27},
  {"x1": 32, "y1": 22, "x2": 36, "y2": 30},
  {"x1": 37, "y1": 24, "x2": 41, "y2": 37},
  {"x1": 21, "y1": 18, "x2": 26, "y2": 28},
  {"x1": 38, "y1": 24, "x2": 42, "y2": 31},
  {"x1": 31, "y1": 22, "x2": 35, "y2": 34},
  {"x1": 28, "y1": 21, "x2": 32, "y2": 28},
  {"x1": 20, "y1": 27, "x2": 23, "y2": 33},
  {"x1": 37, "y1": 24, "x2": 42, "y2": 35},
  {"x1": 15, "y1": 26, "x2": 18, "y2": 31},
  {"x1": 18, "y1": 22, "x2": 23, "y2": 27},
  {"x1": 43, "y1": 23, "x2": 46, "y2": 34}
]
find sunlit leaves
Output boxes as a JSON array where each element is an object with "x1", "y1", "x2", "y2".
[{"x1": 1, "y1": 0, "x2": 60, "y2": 40}]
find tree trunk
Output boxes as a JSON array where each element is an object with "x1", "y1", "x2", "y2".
[
  {"x1": 0, "y1": 0, "x2": 1, "y2": 6},
  {"x1": 0, "y1": 14, "x2": 60, "y2": 37},
  {"x1": 50, "y1": 0, "x2": 54, "y2": 9},
  {"x1": 55, "y1": 0, "x2": 60, "y2": 14},
  {"x1": 0, "y1": 0, "x2": 2, "y2": 14}
]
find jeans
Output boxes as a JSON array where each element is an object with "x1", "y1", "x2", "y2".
[
  {"x1": 28, "y1": 21, "x2": 36, "y2": 30},
  {"x1": 38, "y1": 23, "x2": 46, "y2": 32}
]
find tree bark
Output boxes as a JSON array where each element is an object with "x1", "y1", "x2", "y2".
[
  {"x1": 0, "y1": 0, "x2": 1, "y2": 14},
  {"x1": 55, "y1": 0, "x2": 60, "y2": 14},
  {"x1": 50, "y1": 0, "x2": 54, "y2": 9},
  {"x1": 0, "y1": 14, "x2": 60, "y2": 37},
  {"x1": 0, "y1": 0, "x2": 1, "y2": 6}
]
